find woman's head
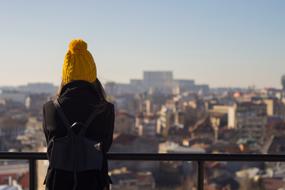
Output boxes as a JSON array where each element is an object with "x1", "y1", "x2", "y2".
[
  {"x1": 62, "y1": 39, "x2": 97, "y2": 85},
  {"x1": 57, "y1": 39, "x2": 107, "y2": 101}
]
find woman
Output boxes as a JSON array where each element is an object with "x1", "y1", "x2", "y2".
[{"x1": 42, "y1": 39, "x2": 114, "y2": 190}]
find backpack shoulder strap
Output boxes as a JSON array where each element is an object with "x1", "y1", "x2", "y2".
[
  {"x1": 53, "y1": 99, "x2": 72, "y2": 131},
  {"x1": 79, "y1": 105, "x2": 105, "y2": 136},
  {"x1": 85, "y1": 109, "x2": 100, "y2": 127}
]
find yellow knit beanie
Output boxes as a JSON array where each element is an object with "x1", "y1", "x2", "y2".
[{"x1": 62, "y1": 39, "x2": 97, "y2": 84}]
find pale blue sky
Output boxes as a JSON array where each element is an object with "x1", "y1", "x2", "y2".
[{"x1": 0, "y1": 0, "x2": 284, "y2": 88}]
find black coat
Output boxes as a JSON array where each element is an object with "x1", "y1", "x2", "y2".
[{"x1": 42, "y1": 80, "x2": 114, "y2": 190}]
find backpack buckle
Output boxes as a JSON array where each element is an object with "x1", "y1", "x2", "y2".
[{"x1": 94, "y1": 143, "x2": 101, "y2": 151}]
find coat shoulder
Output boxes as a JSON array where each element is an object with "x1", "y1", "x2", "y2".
[
  {"x1": 106, "y1": 102, "x2": 114, "y2": 110},
  {"x1": 43, "y1": 100, "x2": 55, "y2": 111},
  {"x1": 104, "y1": 102, "x2": 115, "y2": 115}
]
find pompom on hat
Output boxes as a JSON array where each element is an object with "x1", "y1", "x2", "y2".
[{"x1": 62, "y1": 39, "x2": 97, "y2": 84}]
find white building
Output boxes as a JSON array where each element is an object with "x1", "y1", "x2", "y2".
[
  {"x1": 141, "y1": 71, "x2": 174, "y2": 94},
  {"x1": 156, "y1": 106, "x2": 173, "y2": 137},
  {"x1": 211, "y1": 105, "x2": 236, "y2": 128}
]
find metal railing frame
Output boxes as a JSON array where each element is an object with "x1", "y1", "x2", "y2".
[{"x1": 1, "y1": 152, "x2": 285, "y2": 190}]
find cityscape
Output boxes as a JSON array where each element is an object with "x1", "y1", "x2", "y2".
[{"x1": 0, "y1": 71, "x2": 285, "y2": 189}]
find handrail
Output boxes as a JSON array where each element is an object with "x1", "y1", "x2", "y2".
[
  {"x1": 1, "y1": 152, "x2": 285, "y2": 190},
  {"x1": 1, "y1": 152, "x2": 285, "y2": 161}
]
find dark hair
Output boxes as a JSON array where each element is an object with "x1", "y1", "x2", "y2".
[
  {"x1": 57, "y1": 79, "x2": 107, "y2": 102},
  {"x1": 92, "y1": 79, "x2": 107, "y2": 102},
  {"x1": 57, "y1": 80, "x2": 65, "y2": 97}
]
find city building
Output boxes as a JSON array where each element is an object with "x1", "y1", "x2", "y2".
[
  {"x1": 156, "y1": 106, "x2": 174, "y2": 137},
  {"x1": 175, "y1": 79, "x2": 195, "y2": 93},
  {"x1": 115, "y1": 111, "x2": 136, "y2": 135},
  {"x1": 0, "y1": 90, "x2": 27, "y2": 105},
  {"x1": 104, "y1": 82, "x2": 135, "y2": 96},
  {"x1": 210, "y1": 105, "x2": 236, "y2": 129},
  {"x1": 25, "y1": 94, "x2": 50, "y2": 118},
  {"x1": 0, "y1": 115, "x2": 28, "y2": 151},
  {"x1": 0, "y1": 162, "x2": 28, "y2": 190},
  {"x1": 136, "y1": 114, "x2": 157, "y2": 137},
  {"x1": 105, "y1": 71, "x2": 210, "y2": 96},
  {"x1": 17, "y1": 83, "x2": 57, "y2": 95},
  {"x1": 263, "y1": 97, "x2": 285, "y2": 119},
  {"x1": 142, "y1": 71, "x2": 174, "y2": 94},
  {"x1": 110, "y1": 169, "x2": 155, "y2": 190},
  {"x1": 159, "y1": 141, "x2": 205, "y2": 154},
  {"x1": 17, "y1": 117, "x2": 45, "y2": 151},
  {"x1": 234, "y1": 102, "x2": 267, "y2": 144}
]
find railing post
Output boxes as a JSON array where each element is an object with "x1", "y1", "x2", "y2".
[
  {"x1": 29, "y1": 159, "x2": 37, "y2": 190},
  {"x1": 197, "y1": 161, "x2": 204, "y2": 190}
]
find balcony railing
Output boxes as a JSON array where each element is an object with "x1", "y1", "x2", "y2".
[{"x1": 1, "y1": 152, "x2": 285, "y2": 190}]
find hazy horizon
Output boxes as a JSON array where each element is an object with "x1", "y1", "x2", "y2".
[
  {"x1": 0, "y1": 70, "x2": 283, "y2": 90},
  {"x1": 0, "y1": 1, "x2": 284, "y2": 88}
]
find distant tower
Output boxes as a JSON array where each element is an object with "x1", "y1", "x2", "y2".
[{"x1": 282, "y1": 75, "x2": 285, "y2": 91}]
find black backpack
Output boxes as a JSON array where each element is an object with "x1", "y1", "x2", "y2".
[{"x1": 47, "y1": 99, "x2": 103, "y2": 172}]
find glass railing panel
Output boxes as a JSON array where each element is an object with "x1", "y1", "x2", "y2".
[
  {"x1": 203, "y1": 161, "x2": 285, "y2": 190},
  {"x1": 0, "y1": 160, "x2": 29, "y2": 190},
  {"x1": 109, "y1": 160, "x2": 198, "y2": 190}
]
